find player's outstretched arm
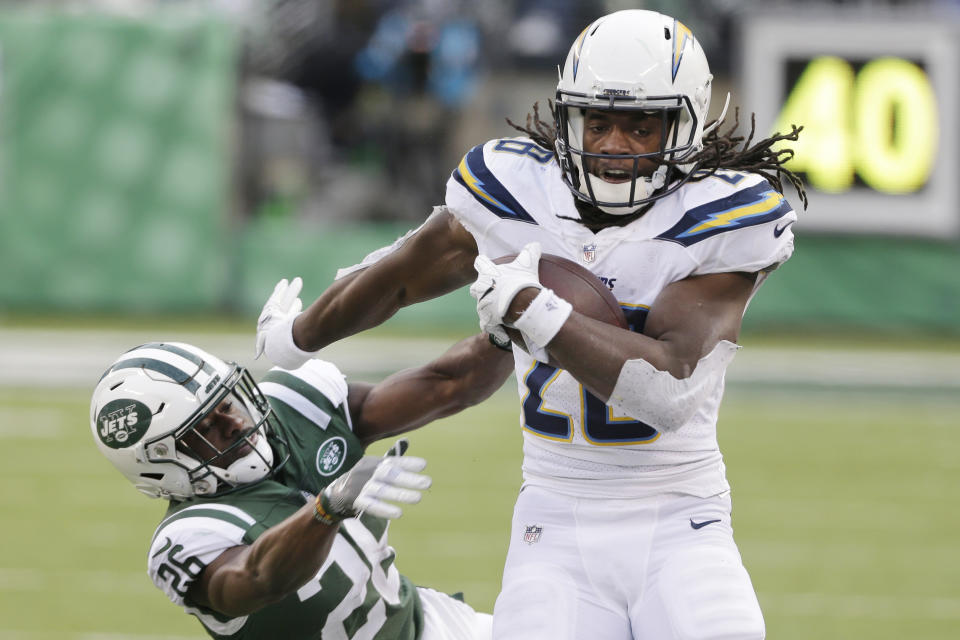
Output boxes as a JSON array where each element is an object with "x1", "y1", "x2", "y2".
[
  {"x1": 348, "y1": 333, "x2": 514, "y2": 446},
  {"x1": 255, "y1": 210, "x2": 478, "y2": 369},
  {"x1": 305, "y1": 210, "x2": 478, "y2": 344},
  {"x1": 187, "y1": 446, "x2": 430, "y2": 617}
]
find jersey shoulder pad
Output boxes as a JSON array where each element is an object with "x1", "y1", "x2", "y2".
[
  {"x1": 148, "y1": 502, "x2": 255, "y2": 606},
  {"x1": 260, "y1": 360, "x2": 350, "y2": 430},
  {"x1": 657, "y1": 172, "x2": 797, "y2": 273},
  {"x1": 656, "y1": 172, "x2": 793, "y2": 246},
  {"x1": 446, "y1": 137, "x2": 554, "y2": 225}
]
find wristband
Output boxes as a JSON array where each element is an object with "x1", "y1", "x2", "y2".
[
  {"x1": 511, "y1": 288, "x2": 572, "y2": 351},
  {"x1": 488, "y1": 331, "x2": 513, "y2": 352},
  {"x1": 266, "y1": 313, "x2": 319, "y2": 370},
  {"x1": 313, "y1": 492, "x2": 342, "y2": 525}
]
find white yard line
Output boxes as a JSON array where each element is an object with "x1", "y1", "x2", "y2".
[
  {"x1": 1, "y1": 563, "x2": 956, "y2": 622},
  {"x1": 0, "y1": 408, "x2": 64, "y2": 437},
  {"x1": 0, "y1": 567, "x2": 154, "y2": 594},
  {"x1": 0, "y1": 327, "x2": 958, "y2": 390},
  {"x1": 760, "y1": 591, "x2": 960, "y2": 620}
]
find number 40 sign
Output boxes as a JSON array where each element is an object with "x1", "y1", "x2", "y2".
[{"x1": 740, "y1": 12, "x2": 959, "y2": 237}]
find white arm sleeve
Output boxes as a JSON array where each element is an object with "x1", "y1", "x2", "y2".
[{"x1": 607, "y1": 341, "x2": 740, "y2": 432}]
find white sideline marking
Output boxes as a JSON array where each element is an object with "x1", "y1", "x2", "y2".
[
  {"x1": 0, "y1": 327, "x2": 958, "y2": 390},
  {"x1": 0, "y1": 408, "x2": 63, "y2": 438},
  {"x1": 0, "y1": 568, "x2": 154, "y2": 594},
  {"x1": 3, "y1": 567, "x2": 956, "y2": 621},
  {"x1": 761, "y1": 591, "x2": 960, "y2": 620}
]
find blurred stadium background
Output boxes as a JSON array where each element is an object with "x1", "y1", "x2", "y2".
[{"x1": 0, "y1": 0, "x2": 958, "y2": 638}]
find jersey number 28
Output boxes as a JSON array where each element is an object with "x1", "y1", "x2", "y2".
[{"x1": 521, "y1": 362, "x2": 659, "y2": 445}]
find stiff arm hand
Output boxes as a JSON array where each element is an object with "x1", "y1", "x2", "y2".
[
  {"x1": 315, "y1": 439, "x2": 431, "y2": 523},
  {"x1": 255, "y1": 277, "x2": 318, "y2": 370}
]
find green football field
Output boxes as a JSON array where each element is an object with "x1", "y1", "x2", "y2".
[{"x1": 1, "y1": 376, "x2": 958, "y2": 639}]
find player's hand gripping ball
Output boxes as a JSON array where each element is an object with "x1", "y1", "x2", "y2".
[
  {"x1": 471, "y1": 243, "x2": 544, "y2": 343},
  {"x1": 494, "y1": 252, "x2": 628, "y2": 363}
]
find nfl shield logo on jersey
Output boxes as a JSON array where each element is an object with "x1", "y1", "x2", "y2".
[
  {"x1": 582, "y1": 244, "x2": 597, "y2": 263},
  {"x1": 523, "y1": 525, "x2": 543, "y2": 544}
]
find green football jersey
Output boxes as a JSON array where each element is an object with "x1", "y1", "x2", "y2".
[
  {"x1": 147, "y1": 360, "x2": 422, "y2": 640},
  {"x1": 258, "y1": 360, "x2": 368, "y2": 499}
]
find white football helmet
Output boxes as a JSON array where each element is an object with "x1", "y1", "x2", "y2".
[
  {"x1": 90, "y1": 342, "x2": 286, "y2": 500},
  {"x1": 554, "y1": 10, "x2": 714, "y2": 214}
]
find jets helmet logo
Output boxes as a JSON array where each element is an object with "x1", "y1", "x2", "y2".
[
  {"x1": 316, "y1": 436, "x2": 347, "y2": 476},
  {"x1": 96, "y1": 399, "x2": 152, "y2": 449}
]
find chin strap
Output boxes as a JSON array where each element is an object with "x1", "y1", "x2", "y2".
[{"x1": 701, "y1": 92, "x2": 731, "y2": 138}]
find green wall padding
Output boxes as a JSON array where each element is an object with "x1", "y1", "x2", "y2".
[{"x1": 0, "y1": 10, "x2": 236, "y2": 312}]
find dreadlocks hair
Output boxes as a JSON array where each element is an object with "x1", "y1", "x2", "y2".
[
  {"x1": 506, "y1": 102, "x2": 809, "y2": 217},
  {"x1": 506, "y1": 101, "x2": 557, "y2": 153},
  {"x1": 679, "y1": 109, "x2": 808, "y2": 210}
]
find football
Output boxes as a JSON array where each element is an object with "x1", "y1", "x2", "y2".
[{"x1": 494, "y1": 253, "x2": 627, "y2": 358}]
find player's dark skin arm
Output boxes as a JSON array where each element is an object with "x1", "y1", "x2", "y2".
[
  {"x1": 187, "y1": 503, "x2": 340, "y2": 617},
  {"x1": 505, "y1": 271, "x2": 758, "y2": 401},
  {"x1": 293, "y1": 211, "x2": 479, "y2": 351},
  {"x1": 348, "y1": 333, "x2": 514, "y2": 447},
  {"x1": 289, "y1": 205, "x2": 753, "y2": 403},
  {"x1": 184, "y1": 333, "x2": 511, "y2": 617}
]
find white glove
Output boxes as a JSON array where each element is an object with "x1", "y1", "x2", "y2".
[
  {"x1": 316, "y1": 440, "x2": 431, "y2": 522},
  {"x1": 469, "y1": 242, "x2": 543, "y2": 334},
  {"x1": 255, "y1": 277, "x2": 317, "y2": 370}
]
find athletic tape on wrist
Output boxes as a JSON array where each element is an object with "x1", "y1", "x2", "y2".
[
  {"x1": 511, "y1": 288, "x2": 572, "y2": 350},
  {"x1": 488, "y1": 331, "x2": 513, "y2": 352}
]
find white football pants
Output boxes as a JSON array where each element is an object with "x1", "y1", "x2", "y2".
[
  {"x1": 492, "y1": 486, "x2": 764, "y2": 640},
  {"x1": 418, "y1": 586, "x2": 493, "y2": 640}
]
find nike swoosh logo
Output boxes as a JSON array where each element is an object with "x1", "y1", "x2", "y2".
[
  {"x1": 478, "y1": 284, "x2": 495, "y2": 301},
  {"x1": 690, "y1": 518, "x2": 721, "y2": 530},
  {"x1": 773, "y1": 221, "x2": 795, "y2": 238}
]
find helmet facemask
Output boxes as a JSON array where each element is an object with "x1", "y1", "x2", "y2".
[
  {"x1": 554, "y1": 92, "x2": 700, "y2": 215},
  {"x1": 147, "y1": 366, "x2": 283, "y2": 497},
  {"x1": 553, "y1": 10, "x2": 714, "y2": 216}
]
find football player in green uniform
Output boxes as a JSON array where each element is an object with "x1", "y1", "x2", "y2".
[{"x1": 90, "y1": 334, "x2": 512, "y2": 639}]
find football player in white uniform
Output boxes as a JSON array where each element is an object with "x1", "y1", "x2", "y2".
[
  {"x1": 91, "y1": 335, "x2": 512, "y2": 640},
  {"x1": 255, "y1": 9, "x2": 805, "y2": 640}
]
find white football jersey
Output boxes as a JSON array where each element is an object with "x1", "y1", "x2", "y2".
[{"x1": 444, "y1": 137, "x2": 797, "y2": 499}]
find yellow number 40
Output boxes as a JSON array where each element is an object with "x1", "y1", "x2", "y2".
[{"x1": 773, "y1": 56, "x2": 938, "y2": 194}]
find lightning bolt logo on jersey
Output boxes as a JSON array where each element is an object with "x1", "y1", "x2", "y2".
[{"x1": 445, "y1": 136, "x2": 796, "y2": 500}]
